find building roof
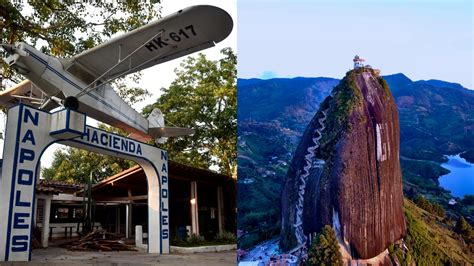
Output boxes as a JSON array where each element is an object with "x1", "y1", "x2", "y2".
[
  {"x1": 77, "y1": 161, "x2": 232, "y2": 200},
  {"x1": 36, "y1": 184, "x2": 62, "y2": 195},
  {"x1": 36, "y1": 180, "x2": 84, "y2": 195},
  {"x1": 353, "y1": 55, "x2": 365, "y2": 62},
  {"x1": 39, "y1": 180, "x2": 85, "y2": 194}
]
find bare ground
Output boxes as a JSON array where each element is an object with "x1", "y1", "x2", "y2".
[{"x1": 0, "y1": 247, "x2": 236, "y2": 266}]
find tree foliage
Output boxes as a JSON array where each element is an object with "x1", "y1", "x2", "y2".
[
  {"x1": 0, "y1": 0, "x2": 159, "y2": 55},
  {"x1": 143, "y1": 48, "x2": 237, "y2": 176},
  {"x1": 456, "y1": 216, "x2": 472, "y2": 236},
  {"x1": 307, "y1": 225, "x2": 343, "y2": 266},
  {"x1": 41, "y1": 124, "x2": 135, "y2": 183},
  {"x1": 0, "y1": 0, "x2": 160, "y2": 95},
  {"x1": 461, "y1": 195, "x2": 474, "y2": 205},
  {"x1": 414, "y1": 194, "x2": 446, "y2": 218}
]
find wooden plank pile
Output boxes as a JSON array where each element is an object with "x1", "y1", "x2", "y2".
[
  {"x1": 32, "y1": 236, "x2": 42, "y2": 249},
  {"x1": 65, "y1": 229, "x2": 136, "y2": 252}
]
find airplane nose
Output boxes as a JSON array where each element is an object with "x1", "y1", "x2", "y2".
[
  {"x1": 0, "y1": 44, "x2": 15, "y2": 54},
  {"x1": 2, "y1": 45, "x2": 30, "y2": 74},
  {"x1": 0, "y1": 44, "x2": 28, "y2": 57}
]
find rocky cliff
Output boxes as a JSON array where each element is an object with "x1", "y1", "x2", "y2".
[{"x1": 280, "y1": 68, "x2": 406, "y2": 259}]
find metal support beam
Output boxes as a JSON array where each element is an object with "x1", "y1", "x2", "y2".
[
  {"x1": 94, "y1": 195, "x2": 148, "y2": 202},
  {"x1": 190, "y1": 181, "x2": 199, "y2": 236}
]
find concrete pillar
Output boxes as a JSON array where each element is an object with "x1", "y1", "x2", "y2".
[
  {"x1": 41, "y1": 196, "x2": 52, "y2": 248},
  {"x1": 135, "y1": 225, "x2": 143, "y2": 247},
  {"x1": 116, "y1": 206, "x2": 121, "y2": 234},
  {"x1": 126, "y1": 203, "x2": 132, "y2": 238},
  {"x1": 217, "y1": 186, "x2": 224, "y2": 234},
  {"x1": 190, "y1": 181, "x2": 199, "y2": 236}
]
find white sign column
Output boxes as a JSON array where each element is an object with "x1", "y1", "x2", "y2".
[
  {"x1": 40, "y1": 196, "x2": 52, "y2": 248},
  {"x1": 0, "y1": 105, "x2": 57, "y2": 261}
]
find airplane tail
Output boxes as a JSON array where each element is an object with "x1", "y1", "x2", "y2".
[{"x1": 147, "y1": 108, "x2": 194, "y2": 144}]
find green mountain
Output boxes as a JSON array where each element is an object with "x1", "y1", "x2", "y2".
[{"x1": 387, "y1": 73, "x2": 474, "y2": 162}]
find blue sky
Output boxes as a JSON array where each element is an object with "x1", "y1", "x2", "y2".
[{"x1": 238, "y1": 0, "x2": 473, "y2": 89}]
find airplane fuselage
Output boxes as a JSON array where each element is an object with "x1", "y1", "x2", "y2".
[{"x1": 5, "y1": 42, "x2": 150, "y2": 137}]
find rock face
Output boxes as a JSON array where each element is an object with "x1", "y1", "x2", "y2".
[{"x1": 280, "y1": 68, "x2": 406, "y2": 259}]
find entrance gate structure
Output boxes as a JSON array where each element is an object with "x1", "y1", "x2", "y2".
[{"x1": 0, "y1": 104, "x2": 170, "y2": 261}]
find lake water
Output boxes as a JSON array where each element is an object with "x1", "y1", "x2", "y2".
[{"x1": 439, "y1": 154, "x2": 474, "y2": 198}]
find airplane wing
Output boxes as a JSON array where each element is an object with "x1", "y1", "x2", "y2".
[
  {"x1": 149, "y1": 127, "x2": 195, "y2": 138},
  {"x1": 62, "y1": 5, "x2": 233, "y2": 85},
  {"x1": 145, "y1": 107, "x2": 194, "y2": 141},
  {"x1": 128, "y1": 132, "x2": 153, "y2": 143},
  {"x1": 0, "y1": 80, "x2": 61, "y2": 111}
]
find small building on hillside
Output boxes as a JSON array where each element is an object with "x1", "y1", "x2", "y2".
[
  {"x1": 353, "y1": 55, "x2": 365, "y2": 69},
  {"x1": 33, "y1": 161, "x2": 236, "y2": 248},
  {"x1": 352, "y1": 56, "x2": 381, "y2": 75}
]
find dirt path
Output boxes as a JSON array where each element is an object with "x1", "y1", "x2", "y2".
[{"x1": 0, "y1": 247, "x2": 235, "y2": 266}]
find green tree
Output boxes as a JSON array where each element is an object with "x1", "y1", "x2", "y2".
[
  {"x1": 431, "y1": 203, "x2": 445, "y2": 217},
  {"x1": 461, "y1": 195, "x2": 474, "y2": 205},
  {"x1": 455, "y1": 216, "x2": 471, "y2": 235},
  {"x1": 0, "y1": 0, "x2": 159, "y2": 99},
  {"x1": 142, "y1": 48, "x2": 236, "y2": 176},
  {"x1": 41, "y1": 124, "x2": 135, "y2": 183},
  {"x1": 307, "y1": 225, "x2": 343, "y2": 266},
  {"x1": 414, "y1": 194, "x2": 445, "y2": 218}
]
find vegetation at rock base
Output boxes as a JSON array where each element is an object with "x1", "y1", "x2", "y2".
[
  {"x1": 455, "y1": 216, "x2": 474, "y2": 245},
  {"x1": 307, "y1": 225, "x2": 343, "y2": 266},
  {"x1": 414, "y1": 194, "x2": 446, "y2": 217},
  {"x1": 389, "y1": 199, "x2": 473, "y2": 265},
  {"x1": 142, "y1": 48, "x2": 236, "y2": 177}
]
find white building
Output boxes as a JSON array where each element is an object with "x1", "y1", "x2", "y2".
[{"x1": 353, "y1": 55, "x2": 365, "y2": 69}]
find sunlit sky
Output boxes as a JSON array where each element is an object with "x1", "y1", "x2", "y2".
[
  {"x1": 0, "y1": 0, "x2": 236, "y2": 168},
  {"x1": 238, "y1": 0, "x2": 473, "y2": 89}
]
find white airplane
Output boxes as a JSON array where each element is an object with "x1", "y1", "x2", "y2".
[{"x1": 0, "y1": 5, "x2": 233, "y2": 143}]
